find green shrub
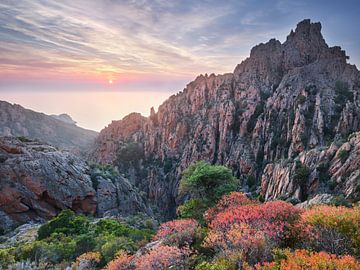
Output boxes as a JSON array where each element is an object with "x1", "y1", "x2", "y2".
[
  {"x1": 317, "y1": 162, "x2": 330, "y2": 182},
  {"x1": 90, "y1": 164, "x2": 119, "y2": 188},
  {"x1": 37, "y1": 210, "x2": 89, "y2": 240},
  {"x1": 337, "y1": 149, "x2": 349, "y2": 162},
  {"x1": 179, "y1": 161, "x2": 238, "y2": 204},
  {"x1": 17, "y1": 136, "x2": 32, "y2": 143},
  {"x1": 0, "y1": 248, "x2": 15, "y2": 269},
  {"x1": 195, "y1": 258, "x2": 236, "y2": 270},
  {"x1": 177, "y1": 199, "x2": 208, "y2": 223},
  {"x1": 98, "y1": 235, "x2": 136, "y2": 262},
  {"x1": 117, "y1": 142, "x2": 144, "y2": 164},
  {"x1": 329, "y1": 194, "x2": 351, "y2": 207},
  {"x1": 247, "y1": 175, "x2": 257, "y2": 190},
  {"x1": 293, "y1": 162, "x2": 310, "y2": 183},
  {"x1": 296, "y1": 94, "x2": 306, "y2": 105}
]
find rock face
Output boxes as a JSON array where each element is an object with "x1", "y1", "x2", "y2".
[
  {"x1": 91, "y1": 19, "x2": 360, "y2": 217},
  {"x1": 0, "y1": 137, "x2": 151, "y2": 233},
  {"x1": 261, "y1": 131, "x2": 360, "y2": 202},
  {"x1": 0, "y1": 101, "x2": 97, "y2": 154}
]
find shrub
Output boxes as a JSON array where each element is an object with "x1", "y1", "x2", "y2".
[
  {"x1": 179, "y1": 161, "x2": 238, "y2": 204},
  {"x1": 177, "y1": 199, "x2": 208, "y2": 223},
  {"x1": 105, "y1": 250, "x2": 133, "y2": 270},
  {"x1": 99, "y1": 235, "x2": 136, "y2": 262},
  {"x1": 177, "y1": 162, "x2": 239, "y2": 225},
  {"x1": 16, "y1": 211, "x2": 155, "y2": 266},
  {"x1": 204, "y1": 199, "x2": 309, "y2": 265},
  {"x1": 154, "y1": 219, "x2": 199, "y2": 247},
  {"x1": 37, "y1": 210, "x2": 89, "y2": 240},
  {"x1": 302, "y1": 205, "x2": 360, "y2": 256},
  {"x1": 293, "y1": 162, "x2": 310, "y2": 183},
  {"x1": 296, "y1": 94, "x2": 306, "y2": 105},
  {"x1": 195, "y1": 258, "x2": 236, "y2": 270},
  {"x1": 330, "y1": 194, "x2": 352, "y2": 207},
  {"x1": 205, "y1": 192, "x2": 257, "y2": 224},
  {"x1": 337, "y1": 149, "x2": 349, "y2": 162},
  {"x1": 0, "y1": 248, "x2": 15, "y2": 269},
  {"x1": 117, "y1": 142, "x2": 144, "y2": 164},
  {"x1": 71, "y1": 252, "x2": 101, "y2": 270},
  {"x1": 252, "y1": 249, "x2": 360, "y2": 269},
  {"x1": 135, "y1": 245, "x2": 190, "y2": 270}
]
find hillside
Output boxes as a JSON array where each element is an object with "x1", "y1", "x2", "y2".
[
  {"x1": 92, "y1": 19, "x2": 360, "y2": 217},
  {"x1": 0, "y1": 101, "x2": 97, "y2": 153}
]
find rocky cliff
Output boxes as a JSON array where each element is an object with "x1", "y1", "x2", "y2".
[
  {"x1": 0, "y1": 137, "x2": 151, "y2": 233},
  {"x1": 0, "y1": 101, "x2": 97, "y2": 154},
  {"x1": 91, "y1": 19, "x2": 360, "y2": 217}
]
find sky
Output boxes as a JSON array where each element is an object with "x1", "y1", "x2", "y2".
[{"x1": 0, "y1": 0, "x2": 360, "y2": 131}]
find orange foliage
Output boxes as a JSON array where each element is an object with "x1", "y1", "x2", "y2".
[
  {"x1": 252, "y1": 250, "x2": 360, "y2": 270},
  {"x1": 105, "y1": 250, "x2": 134, "y2": 270}
]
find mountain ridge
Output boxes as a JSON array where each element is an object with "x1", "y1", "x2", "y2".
[
  {"x1": 91, "y1": 19, "x2": 360, "y2": 217},
  {"x1": 0, "y1": 100, "x2": 98, "y2": 154}
]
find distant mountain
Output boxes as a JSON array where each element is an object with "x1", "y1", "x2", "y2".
[
  {"x1": 0, "y1": 101, "x2": 97, "y2": 153},
  {"x1": 91, "y1": 19, "x2": 360, "y2": 217},
  {"x1": 50, "y1": 113, "x2": 77, "y2": 125}
]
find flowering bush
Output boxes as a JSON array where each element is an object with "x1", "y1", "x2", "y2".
[
  {"x1": 302, "y1": 205, "x2": 360, "y2": 255},
  {"x1": 105, "y1": 250, "x2": 133, "y2": 270},
  {"x1": 250, "y1": 249, "x2": 360, "y2": 269},
  {"x1": 204, "y1": 199, "x2": 309, "y2": 265},
  {"x1": 205, "y1": 192, "x2": 257, "y2": 223},
  {"x1": 135, "y1": 245, "x2": 190, "y2": 270},
  {"x1": 153, "y1": 219, "x2": 199, "y2": 247}
]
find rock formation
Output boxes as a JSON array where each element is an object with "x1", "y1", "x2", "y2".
[
  {"x1": 0, "y1": 137, "x2": 151, "y2": 233},
  {"x1": 91, "y1": 20, "x2": 360, "y2": 217},
  {"x1": 0, "y1": 101, "x2": 97, "y2": 154}
]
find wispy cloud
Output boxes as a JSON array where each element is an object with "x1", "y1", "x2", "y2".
[{"x1": 0, "y1": 0, "x2": 359, "y2": 90}]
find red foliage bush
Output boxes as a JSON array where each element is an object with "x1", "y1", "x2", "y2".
[
  {"x1": 135, "y1": 245, "x2": 190, "y2": 270},
  {"x1": 153, "y1": 219, "x2": 199, "y2": 246},
  {"x1": 205, "y1": 192, "x2": 257, "y2": 223},
  {"x1": 205, "y1": 197, "x2": 309, "y2": 264}
]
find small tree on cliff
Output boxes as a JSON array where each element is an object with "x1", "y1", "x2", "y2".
[{"x1": 178, "y1": 161, "x2": 238, "y2": 222}]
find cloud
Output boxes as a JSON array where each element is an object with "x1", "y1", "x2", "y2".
[{"x1": 0, "y1": 0, "x2": 359, "y2": 89}]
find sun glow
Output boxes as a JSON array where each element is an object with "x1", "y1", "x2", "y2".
[{"x1": 108, "y1": 79, "x2": 113, "y2": 84}]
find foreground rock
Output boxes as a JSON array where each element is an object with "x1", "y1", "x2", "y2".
[
  {"x1": 0, "y1": 137, "x2": 151, "y2": 233},
  {"x1": 91, "y1": 20, "x2": 360, "y2": 216}
]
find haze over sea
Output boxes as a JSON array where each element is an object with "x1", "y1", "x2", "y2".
[{"x1": 0, "y1": 89, "x2": 176, "y2": 131}]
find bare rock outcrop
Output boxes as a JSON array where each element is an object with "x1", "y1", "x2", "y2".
[
  {"x1": 0, "y1": 137, "x2": 151, "y2": 233},
  {"x1": 261, "y1": 132, "x2": 360, "y2": 202},
  {"x1": 91, "y1": 20, "x2": 360, "y2": 217}
]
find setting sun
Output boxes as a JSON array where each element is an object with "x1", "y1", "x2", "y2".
[{"x1": 108, "y1": 79, "x2": 113, "y2": 84}]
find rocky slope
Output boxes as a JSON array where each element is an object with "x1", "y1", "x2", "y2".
[
  {"x1": 0, "y1": 137, "x2": 151, "y2": 233},
  {"x1": 0, "y1": 101, "x2": 97, "y2": 153},
  {"x1": 91, "y1": 19, "x2": 360, "y2": 217}
]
